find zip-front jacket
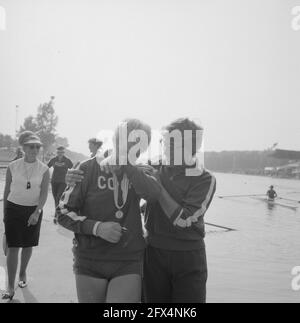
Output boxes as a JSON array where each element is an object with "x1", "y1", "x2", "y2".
[
  {"x1": 57, "y1": 158, "x2": 160, "y2": 261},
  {"x1": 130, "y1": 164, "x2": 217, "y2": 251},
  {"x1": 57, "y1": 157, "x2": 216, "y2": 258}
]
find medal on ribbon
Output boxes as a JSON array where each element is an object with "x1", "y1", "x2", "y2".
[{"x1": 112, "y1": 173, "x2": 129, "y2": 219}]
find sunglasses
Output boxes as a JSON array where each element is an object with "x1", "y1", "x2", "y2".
[{"x1": 25, "y1": 144, "x2": 41, "y2": 150}]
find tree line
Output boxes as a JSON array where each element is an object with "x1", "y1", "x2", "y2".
[
  {"x1": 0, "y1": 134, "x2": 17, "y2": 148},
  {"x1": 0, "y1": 97, "x2": 69, "y2": 160},
  {"x1": 205, "y1": 151, "x2": 287, "y2": 174}
]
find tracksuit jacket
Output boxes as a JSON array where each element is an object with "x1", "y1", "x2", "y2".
[
  {"x1": 145, "y1": 165, "x2": 216, "y2": 251},
  {"x1": 57, "y1": 158, "x2": 216, "y2": 261},
  {"x1": 57, "y1": 158, "x2": 160, "y2": 261}
]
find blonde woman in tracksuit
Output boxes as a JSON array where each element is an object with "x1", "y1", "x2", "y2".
[{"x1": 57, "y1": 119, "x2": 159, "y2": 303}]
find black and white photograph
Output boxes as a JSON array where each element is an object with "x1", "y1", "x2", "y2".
[{"x1": 0, "y1": 0, "x2": 300, "y2": 306}]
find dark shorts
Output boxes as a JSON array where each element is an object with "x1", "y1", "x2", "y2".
[
  {"x1": 143, "y1": 246, "x2": 208, "y2": 303},
  {"x1": 4, "y1": 201, "x2": 43, "y2": 248},
  {"x1": 73, "y1": 256, "x2": 143, "y2": 281}
]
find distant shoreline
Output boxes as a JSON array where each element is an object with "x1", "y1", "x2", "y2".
[{"x1": 214, "y1": 170, "x2": 300, "y2": 181}]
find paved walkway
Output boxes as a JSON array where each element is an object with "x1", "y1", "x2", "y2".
[{"x1": 0, "y1": 199, "x2": 77, "y2": 303}]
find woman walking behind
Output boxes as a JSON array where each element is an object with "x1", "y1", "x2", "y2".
[{"x1": 2, "y1": 131, "x2": 50, "y2": 300}]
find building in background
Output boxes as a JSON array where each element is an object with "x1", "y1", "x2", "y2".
[{"x1": 269, "y1": 149, "x2": 300, "y2": 179}]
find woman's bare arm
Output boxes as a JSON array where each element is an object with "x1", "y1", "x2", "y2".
[
  {"x1": 36, "y1": 169, "x2": 50, "y2": 211},
  {"x1": 3, "y1": 167, "x2": 12, "y2": 219}
]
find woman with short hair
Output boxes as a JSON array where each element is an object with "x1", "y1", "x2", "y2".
[{"x1": 2, "y1": 131, "x2": 50, "y2": 301}]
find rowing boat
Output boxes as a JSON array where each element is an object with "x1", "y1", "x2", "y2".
[{"x1": 251, "y1": 197, "x2": 298, "y2": 211}]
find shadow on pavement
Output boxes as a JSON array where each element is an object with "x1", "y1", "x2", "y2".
[{"x1": 21, "y1": 287, "x2": 39, "y2": 303}]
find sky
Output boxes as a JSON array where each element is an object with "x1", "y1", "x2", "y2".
[{"x1": 0, "y1": 0, "x2": 299, "y2": 155}]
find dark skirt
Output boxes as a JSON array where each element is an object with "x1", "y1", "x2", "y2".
[{"x1": 4, "y1": 201, "x2": 43, "y2": 248}]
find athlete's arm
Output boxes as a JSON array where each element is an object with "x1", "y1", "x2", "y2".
[
  {"x1": 123, "y1": 164, "x2": 162, "y2": 201},
  {"x1": 65, "y1": 168, "x2": 84, "y2": 186},
  {"x1": 57, "y1": 163, "x2": 122, "y2": 243},
  {"x1": 47, "y1": 158, "x2": 54, "y2": 168},
  {"x1": 158, "y1": 174, "x2": 216, "y2": 230}
]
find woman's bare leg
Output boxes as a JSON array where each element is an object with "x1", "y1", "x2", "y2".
[
  {"x1": 75, "y1": 274, "x2": 108, "y2": 303},
  {"x1": 106, "y1": 274, "x2": 142, "y2": 303},
  {"x1": 19, "y1": 247, "x2": 33, "y2": 282},
  {"x1": 6, "y1": 248, "x2": 20, "y2": 294}
]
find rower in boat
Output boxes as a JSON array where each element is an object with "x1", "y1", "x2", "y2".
[{"x1": 267, "y1": 186, "x2": 277, "y2": 202}]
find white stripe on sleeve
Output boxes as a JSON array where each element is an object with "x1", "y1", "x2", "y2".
[{"x1": 174, "y1": 176, "x2": 216, "y2": 228}]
